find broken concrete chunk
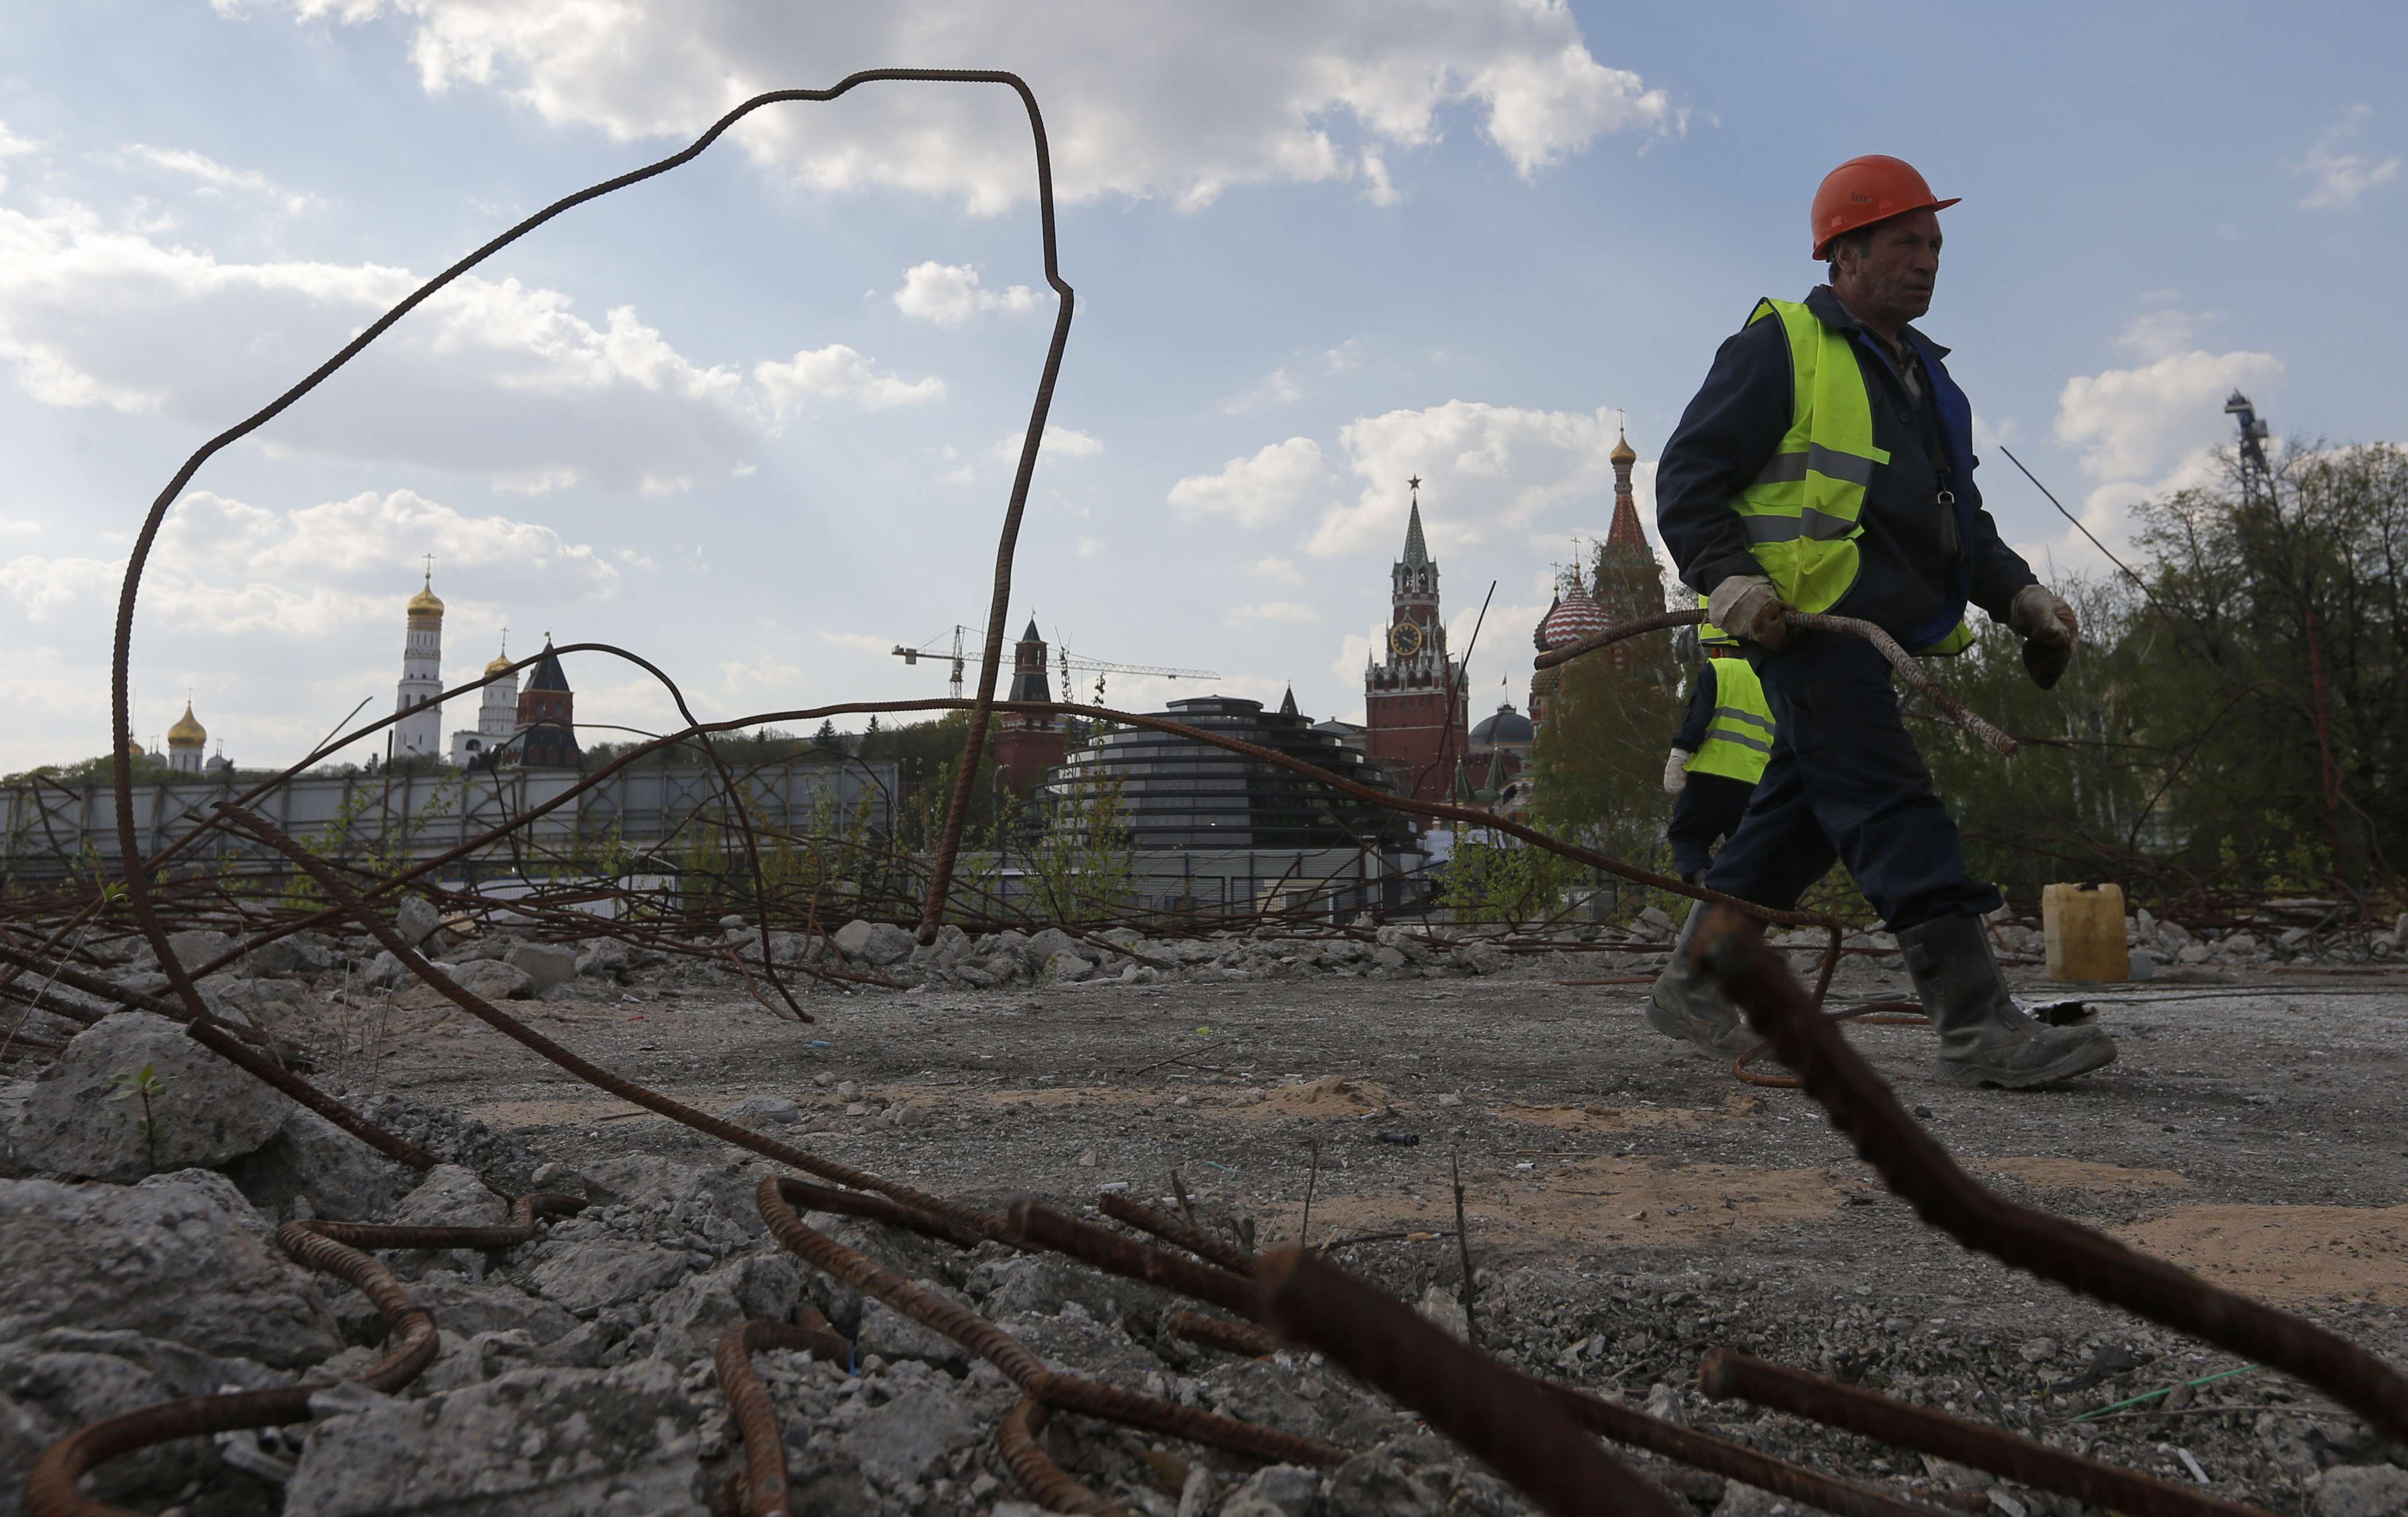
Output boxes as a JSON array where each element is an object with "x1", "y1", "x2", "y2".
[
  {"x1": 282, "y1": 1359, "x2": 702, "y2": 1517},
  {"x1": 226, "y1": 1106, "x2": 415, "y2": 1223},
  {"x1": 16, "y1": 1011, "x2": 295, "y2": 1181},
  {"x1": 503, "y1": 941, "x2": 579, "y2": 991},
  {"x1": 0, "y1": 1170, "x2": 340, "y2": 1368},
  {"x1": 832, "y1": 918, "x2": 914, "y2": 967},
  {"x1": 393, "y1": 896, "x2": 441, "y2": 948}
]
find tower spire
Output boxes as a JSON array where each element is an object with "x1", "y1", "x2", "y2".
[{"x1": 1401, "y1": 475, "x2": 1430, "y2": 568}]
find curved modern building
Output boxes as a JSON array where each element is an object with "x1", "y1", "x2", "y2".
[{"x1": 1036, "y1": 695, "x2": 1416, "y2": 850}]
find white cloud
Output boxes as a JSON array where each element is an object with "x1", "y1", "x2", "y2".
[
  {"x1": 991, "y1": 425, "x2": 1103, "y2": 464},
  {"x1": 1075, "y1": 536, "x2": 1103, "y2": 558},
  {"x1": 2054, "y1": 347, "x2": 2283, "y2": 481},
  {"x1": 1309, "y1": 401, "x2": 1629, "y2": 557},
  {"x1": 2012, "y1": 448, "x2": 2228, "y2": 580},
  {"x1": 754, "y1": 343, "x2": 943, "y2": 416},
  {"x1": 1, "y1": 488, "x2": 617, "y2": 639},
  {"x1": 0, "y1": 518, "x2": 41, "y2": 539},
  {"x1": 891, "y1": 261, "x2": 1037, "y2": 326},
  {"x1": 228, "y1": 2, "x2": 1677, "y2": 214},
  {"x1": 817, "y1": 631, "x2": 894, "y2": 656},
  {"x1": 1253, "y1": 555, "x2": 1302, "y2": 584},
  {"x1": 0, "y1": 122, "x2": 34, "y2": 159},
  {"x1": 2114, "y1": 309, "x2": 2206, "y2": 362},
  {"x1": 0, "y1": 197, "x2": 932, "y2": 492},
  {"x1": 123, "y1": 144, "x2": 320, "y2": 213},
  {"x1": 1226, "y1": 601, "x2": 1318, "y2": 625},
  {"x1": 1219, "y1": 366, "x2": 1303, "y2": 415},
  {"x1": 1167, "y1": 437, "x2": 1323, "y2": 527},
  {"x1": 2293, "y1": 105, "x2": 2400, "y2": 211}
]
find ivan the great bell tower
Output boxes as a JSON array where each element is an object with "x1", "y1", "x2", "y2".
[{"x1": 1363, "y1": 478, "x2": 1468, "y2": 804}]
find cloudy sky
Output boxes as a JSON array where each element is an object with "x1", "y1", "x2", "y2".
[{"x1": 2, "y1": 2, "x2": 2399, "y2": 771}]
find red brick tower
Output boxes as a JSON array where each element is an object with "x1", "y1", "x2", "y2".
[
  {"x1": 512, "y1": 639, "x2": 582, "y2": 770},
  {"x1": 993, "y1": 617, "x2": 1067, "y2": 798},
  {"x1": 1363, "y1": 478, "x2": 1468, "y2": 803},
  {"x1": 1588, "y1": 426, "x2": 1665, "y2": 671}
]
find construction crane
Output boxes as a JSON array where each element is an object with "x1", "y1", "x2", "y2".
[{"x1": 889, "y1": 624, "x2": 1218, "y2": 706}]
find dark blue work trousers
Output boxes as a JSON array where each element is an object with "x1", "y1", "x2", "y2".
[
  {"x1": 1667, "y1": 771, "x2": 1754, "y2": 884},
  {"x1": 1701, "y1": 633, "x2": 2001, "y2": 930}
]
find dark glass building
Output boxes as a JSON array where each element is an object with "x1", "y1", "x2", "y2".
[{"x1": 1036, "y1": 696, "x2": 1415, "y2": 850}]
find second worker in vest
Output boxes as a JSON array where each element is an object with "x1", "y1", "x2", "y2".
[
  {"x1": 1663, "y1": 648, "x2": 1772, "y2": 884},
  {"x1": 1644, "y1": 155, "x2": 2115, "y2": 1090}
]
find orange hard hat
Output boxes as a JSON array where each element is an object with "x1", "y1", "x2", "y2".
[{"x1": 1809, "y1": 155, "x2": 1960, "y2": 258}]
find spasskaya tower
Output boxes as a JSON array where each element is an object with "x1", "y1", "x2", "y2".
[{"x1": 1363, "y1": 477, "x2": 1469, "y2": 804}]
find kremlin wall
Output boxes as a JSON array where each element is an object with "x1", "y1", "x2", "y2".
[{"x1": 8, "y1": 433, "x2": 1672, "y2": 916}]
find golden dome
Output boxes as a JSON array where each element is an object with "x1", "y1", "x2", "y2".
[
  {"x1": 167, "y1": 701, "x2": 206, "y2": 749},
  {"x1": 485, "y1": 651, "x2": 513, "y2": 676},
  {"x1": 1609, "y1": 428, "x2": 1637, "y2": 467},
  {"x1": 407, "y1": 572, "x2": 444, "y2": 618}
]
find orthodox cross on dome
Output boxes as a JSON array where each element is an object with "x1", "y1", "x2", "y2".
[{"x1": 421, "y1": 553, "x2": 434, "y2": 584}]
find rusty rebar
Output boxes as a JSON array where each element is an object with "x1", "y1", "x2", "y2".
[
  {"x1": 1698, "y1": 1349, "x2": 2278, "y2": 1517},
  {"x1": 1253, "y1": 1245, "x2": 1682, "y2": 1517},
  {"x1": 760, "y1": 1181, "x2": 1345, "y2": 1474},
  {"x1": 1694, "y1": 907, "x2": 2408, "y2": 1444},
  {"x1": 1097, "y1": 1192, "x2": 1257, "y2": 1275},
  {"x1": 215, "y1": 800, "x2": 1001, "y2": 1240},
  {"x1": 1164, "y1": 1310, "x2": 1280, "y2": 1359},
  {"x1": 1536, "y1": 1379, "x2": 1954, "y2": 1517},
  {"x1": 997, "y1": 1398, "x2": 1121, "y2": 1516},
  {"x1": 717, "y1": 1319, "x2": 853, "y2": 1517},
  {"x1": 1006, "y1": 1200, "x2": 1255, "y2": 1315},
  {"x1": 295, "y1": 1191, "x2": 585, "y2": 1252},
  {"x1": 1530, "y1": 606, "x2": 2018, "y2": 757},
  {"x1": 772, "y1": 1174, "x2": 995, "y2": 1251},
  {"x1": 25, "y1": 1224, "x2": 437, "y2": 1517}
]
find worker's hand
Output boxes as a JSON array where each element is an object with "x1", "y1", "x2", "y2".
[
  {"x1": 1707, "y1": 574, "x2": 1791, "y2": 650},
  {"x1": 1663, "y1": 747, "x2": 1692, "y2": 795},
  {"x1": 2009, "y1": 585, "x2": 2078, "y2": 647},
  {"x1": 2010, "y1": 585, "x2": 2079, "y2": 690}
]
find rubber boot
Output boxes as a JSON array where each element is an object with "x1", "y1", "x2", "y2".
[
  {"x1": 1896, "y1": 912, "x2": 2118, "y2": 1089},
  {"x1": 1643, "y1": 905, "x2": 1759, "y2": 1057}
]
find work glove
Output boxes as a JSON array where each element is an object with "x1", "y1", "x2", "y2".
[
  {"x1": 1707, "y1": 574, "x2": 1791, "y2": 650},
  {"x1": 1663, "y1": 747, "x2": 1692, "y2": 795},
  {"x1": 2008, "y1": 585, "x2": 2079, "y2": 690}
]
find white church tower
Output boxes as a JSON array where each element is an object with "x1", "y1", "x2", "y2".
[
  {"x1": 450, "y1": 635, "x2": 519, "y2": 766},
  {"x1": 394, "y1": 564, "x2": 444, "y2": 760},
  {"x1": 166, "y1": 700, "x2": 206, "y2": 775}
]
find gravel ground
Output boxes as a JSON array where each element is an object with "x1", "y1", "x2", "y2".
[{"x1": 340, "y1": 946, "x2": 2408, "y2": 1514}]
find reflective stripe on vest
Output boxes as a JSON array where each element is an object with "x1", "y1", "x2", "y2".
[
  {"x1": 1728, "y1": 297, "x2": 1971, "y2": 657},
  {"x1": 1686, "y1": 658, "x2": 1774, "y2": 785}
]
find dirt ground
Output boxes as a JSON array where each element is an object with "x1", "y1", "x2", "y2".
[{"x1": 352, "y1": 949, "x2": 2408, "y2": 1507}]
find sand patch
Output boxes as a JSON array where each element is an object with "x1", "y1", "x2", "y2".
[
  {"x1": 1239, "y1": 1076, "x2": 1412, "y2": 1121},
  {"x1": 1302, "y1": 1155, "x2": 1844, "y2": 1254},
  {"x1": 982, "y1": 1086, "x2": 1155, "y2": 1110},
  {"x1": 1501, "y1": 1091, "x2": 1764, "y2": 1134},
  {"x1": 2115, "y1": 1205, "x2": 2408, "y2": 1304},
  {"x1": 1978, "y1": 1157, "x2": 2191, "y2": 1193}
]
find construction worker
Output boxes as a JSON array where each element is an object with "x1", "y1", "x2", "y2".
[
  {"x1": 1662, "y1": 643, "x2": 1772, "y2": 884},
  {"x1": 1643, "y1": 155, "x2": 2114, "y2": 1089}
]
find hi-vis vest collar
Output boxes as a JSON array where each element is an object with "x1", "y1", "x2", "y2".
[{"x1": 1716, "y1": 297, "x2": 1974, "y2": 657}]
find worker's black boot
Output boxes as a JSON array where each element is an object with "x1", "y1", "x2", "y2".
[
  {"x1": 1643, "y1": 906, "x2": 1759, "y2": 1057},
  {"x1": 1896, "y1": 912, "x2": 2117, "y2": 1089}
]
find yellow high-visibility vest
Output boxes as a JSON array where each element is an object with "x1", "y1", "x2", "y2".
[
  {"x1": 1726, "y1": 298, "x2": 1974, "y2": 657},
  {"x1": 1686, "y1": 659, "x2": 1774, "y2": 785}
]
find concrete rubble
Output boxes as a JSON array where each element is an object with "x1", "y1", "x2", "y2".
[{"x1": 1, "y1": 902, "x2": 2403, "y2": 1514}]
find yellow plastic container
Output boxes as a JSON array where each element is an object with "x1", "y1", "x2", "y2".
[{"x1": 2042, "y1": 882, "x2": 2129, "y2": 982}]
